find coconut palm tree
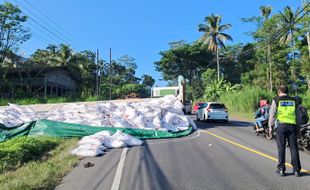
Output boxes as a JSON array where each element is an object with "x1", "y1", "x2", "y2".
[
  {"x1": 259, "y1": 5, "x2": 273, "y2": 92},
  {"x1": 279, "y1": 6, "x2": 301, "y2": 45},
  {"x1": 198, "y1": 14, "x2": 233, "y2": 81},
  {"x1": 46, "y1": 44, "x2": 59, "y2": 66},
  {"x1": 58, "y1": 44, "x2": 73, "y2": 66},
  {"x1": 279, "y1": 6, "x2": 303, "y2": 87},
  {"x1": 260, "y1": 6, "x2": 272, "y2": 20}
]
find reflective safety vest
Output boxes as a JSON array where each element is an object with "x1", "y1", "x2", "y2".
[{"x1": 275, "y1": 96, "x2": 297, "y2": 125}]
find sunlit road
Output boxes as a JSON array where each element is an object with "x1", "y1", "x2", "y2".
[{"x1": 56, "y1": 117, "x2": 310, "y2": 190}]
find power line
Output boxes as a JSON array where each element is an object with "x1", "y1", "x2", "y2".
[
  {"x1": 26, "y1": 21, "x2": 62, "y2": 45},
  {"x1": 22, "y1": 0, "x2": 90, "y2": 49},
  {"x1": 31, "y1": 31, "x2": 57, "y2": 45},
  {"x1": 9, "y1": 0, "x2": 82, "y2": 50},
  {"x1": 22, "y1": 0, "x2": 89, "y2": 49}
]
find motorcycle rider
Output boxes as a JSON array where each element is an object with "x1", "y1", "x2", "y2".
[{"x1": 255, "y1": 100, "x2": 270, "y2": 132}]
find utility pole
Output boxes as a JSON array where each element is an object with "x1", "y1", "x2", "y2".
[
  {"x1": 96, "y1": 49, "x2": 99, "y2": 100},
  {"x1": 109, "y1": 48, "x2": 112, "y2": 100}
]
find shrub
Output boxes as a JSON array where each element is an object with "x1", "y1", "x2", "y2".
[
  {"x1": 0, "y1": 136, "x2": 60, "y2": 174},
  {"x1": 300, "y1": 92, "x2": 310, "y2": 110},
  {"x1": 219, "y1": 86, "x2": 274, "y2": 113}
]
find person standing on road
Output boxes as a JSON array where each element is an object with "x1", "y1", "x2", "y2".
[{"x1": 268, "y1": 85, "x2": 302, "y2": 177}]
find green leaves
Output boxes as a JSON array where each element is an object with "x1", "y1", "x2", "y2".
[
  {"x1": 0, "y1": 136, "x2": 60, "y2": 174},
  {"x1": 0, "y1": 2, "x2": 30, "y2": 65},
  {"x1": 155, "y1": 42, "x2": 214, "y2": 83},
  {"x1": 198, "y1": 14, "x2": 233, "y2": 52},
  {"x1": 203, "y1": 78, "x2": 241, "y2": 101}
]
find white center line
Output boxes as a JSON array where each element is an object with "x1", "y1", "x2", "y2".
[{"x1": 111, "y1": 147, "x2": 128, "y2": 190}]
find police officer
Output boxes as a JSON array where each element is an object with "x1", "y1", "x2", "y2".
[{"x1": 268, "y1": 85, "x2": 302, "y2": 177}]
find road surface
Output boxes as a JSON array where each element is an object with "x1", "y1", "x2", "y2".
[{"x1": 56, "y1": 117, "x2": 310, "y2": 190}]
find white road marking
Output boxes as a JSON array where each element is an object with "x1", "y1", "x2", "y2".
[{"x1": 111, "y1": 147, "x2": 128, "y2": 190}]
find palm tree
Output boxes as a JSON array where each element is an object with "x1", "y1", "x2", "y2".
[
  {"x1": 58, "y1": 44, "x2": 73, "y2": 66},
  {"x1": 260, "y1": 6, "x2": 272, "y2": 20},
  {"x1": 46, "y1": 44, "x2": 59, "y2": 66},
  {"x1": 279, "y1": 6, "x2": 302, "y2": 85},
  {"x1": 279, "y1": 6, "x2": 301, "y2": 45},
  {"x1": 198, "y1": 14, "x2": 233, "y2": 81},
  {"x1": 259, "y1": 5, "x2": 273, "y2": 92}
]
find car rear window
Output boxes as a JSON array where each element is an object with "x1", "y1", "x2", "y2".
[
  {"x1": 200, "y1": 103, "x2": 208, "y2": 108},
  {"x1": 210, "y1": 104, "x2": 225, "y2": 109}
]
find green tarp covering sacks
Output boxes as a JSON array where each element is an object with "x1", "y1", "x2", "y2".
[{"x1": 0, "y1": 119, "x2": 193, "y2": 142}]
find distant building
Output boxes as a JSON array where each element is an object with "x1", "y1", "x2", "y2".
[
  {"x1": 0, "y1": 67, "x2": 79, "y2": 98},
  {"x1": 152, "y1": 86, "x2": 179, "y2": 97}
]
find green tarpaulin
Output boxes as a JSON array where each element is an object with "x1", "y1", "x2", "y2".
[{"x1": 0, "y1": 119, "x2": 193, "y2": 142}]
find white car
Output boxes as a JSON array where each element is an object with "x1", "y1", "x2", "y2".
[{"x1": 196, "y1": 102, "x2": 229, "y2": 122}]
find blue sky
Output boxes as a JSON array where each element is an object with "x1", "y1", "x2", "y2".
[{"x1": 3, "y1": 0, "x2": 301, "y2": 86}]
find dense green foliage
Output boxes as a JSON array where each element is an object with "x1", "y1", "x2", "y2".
[
  {"x1": 219, "y1": 86, "x2": 274, "y2": 113},
  {"x1": 0, "y1": 138, "x2": 78, "y2": 190},
  {"x1": 155, "y1": 42, "x2": 214, "y2": 85},
  {"x1": 0, "y1": 136, "x2": 60, "y2": 174}
]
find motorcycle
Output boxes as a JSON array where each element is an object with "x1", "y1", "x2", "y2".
[
  {"x1": 252, "y1": 119, "x2": 273, "y2": 139},
  {"x1": 298, "y1": 123, "x2": 310, "y2": 154}
]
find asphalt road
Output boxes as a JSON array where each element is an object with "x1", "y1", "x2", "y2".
[{"x1": 56, "y1": 117, "x2": 310, "y2": 190}]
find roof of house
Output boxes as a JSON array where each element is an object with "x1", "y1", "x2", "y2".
[{"x1": 4, "y1": 66, "x2": 80, "y2": 81}]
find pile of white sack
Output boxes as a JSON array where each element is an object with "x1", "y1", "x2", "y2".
[
  {"x1": 0, "y1": 95, "x2": 197, "y2": 131},
  {"x1": 0, "y1": 103, "x2": 37, "y2": 128},
  {"x1": 70, "y1": 130, "x2": 143, "y2": 157}
]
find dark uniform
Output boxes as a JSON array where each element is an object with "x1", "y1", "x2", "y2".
[{"x1": 269, "y1": 95, "x2": 301, "y2": 174}]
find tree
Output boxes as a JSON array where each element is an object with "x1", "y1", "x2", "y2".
[
  {"x1": 57, "y1": 44, "x2": 73, "y2": 66},
  {"x1": 141, "y1": 74, "x2": 155, "y2": 87},
  {"x1": 259, "y1": 5, "x2": 273, "y2": 92},
  {"x1": 117, "y1": 55, "x2": 137, "y2": 70},
  {"x1": 204, "y1": 78, "x2": 240, "y2": 101},
  {"x1": 155, "y1": 42, "x2": 213, "y2": 85},
  {"x1": 279, "y1": 6, "x2": 301, "y2": 45},
  {"x1": 0, "y1": 2, "x2": 31, "y2": 66},
  {"x1": 260, "y1": 6, "x2": 272, "y2": 19},
  {"x1": 198, "y1": 14, "x2": 233, "y2": 81},
  {"x1": 278, "y1": 6, "x2": 307, "y2": 88}
]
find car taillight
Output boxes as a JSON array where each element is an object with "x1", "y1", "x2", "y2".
[{"x1": 225, "y1": 108, "x2": 228, "y2": 112}]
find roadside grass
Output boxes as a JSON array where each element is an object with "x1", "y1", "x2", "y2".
[
  {"x1": 0, "y1": 137, "x2": 79, "y2": 190},
  {"x1": 229, "y1": 111, "x2": 253, "y2": 122}
]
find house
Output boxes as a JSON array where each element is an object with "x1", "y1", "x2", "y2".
[{"x1": 0, "y1": 66, "x2": 79, "y2": 98}]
